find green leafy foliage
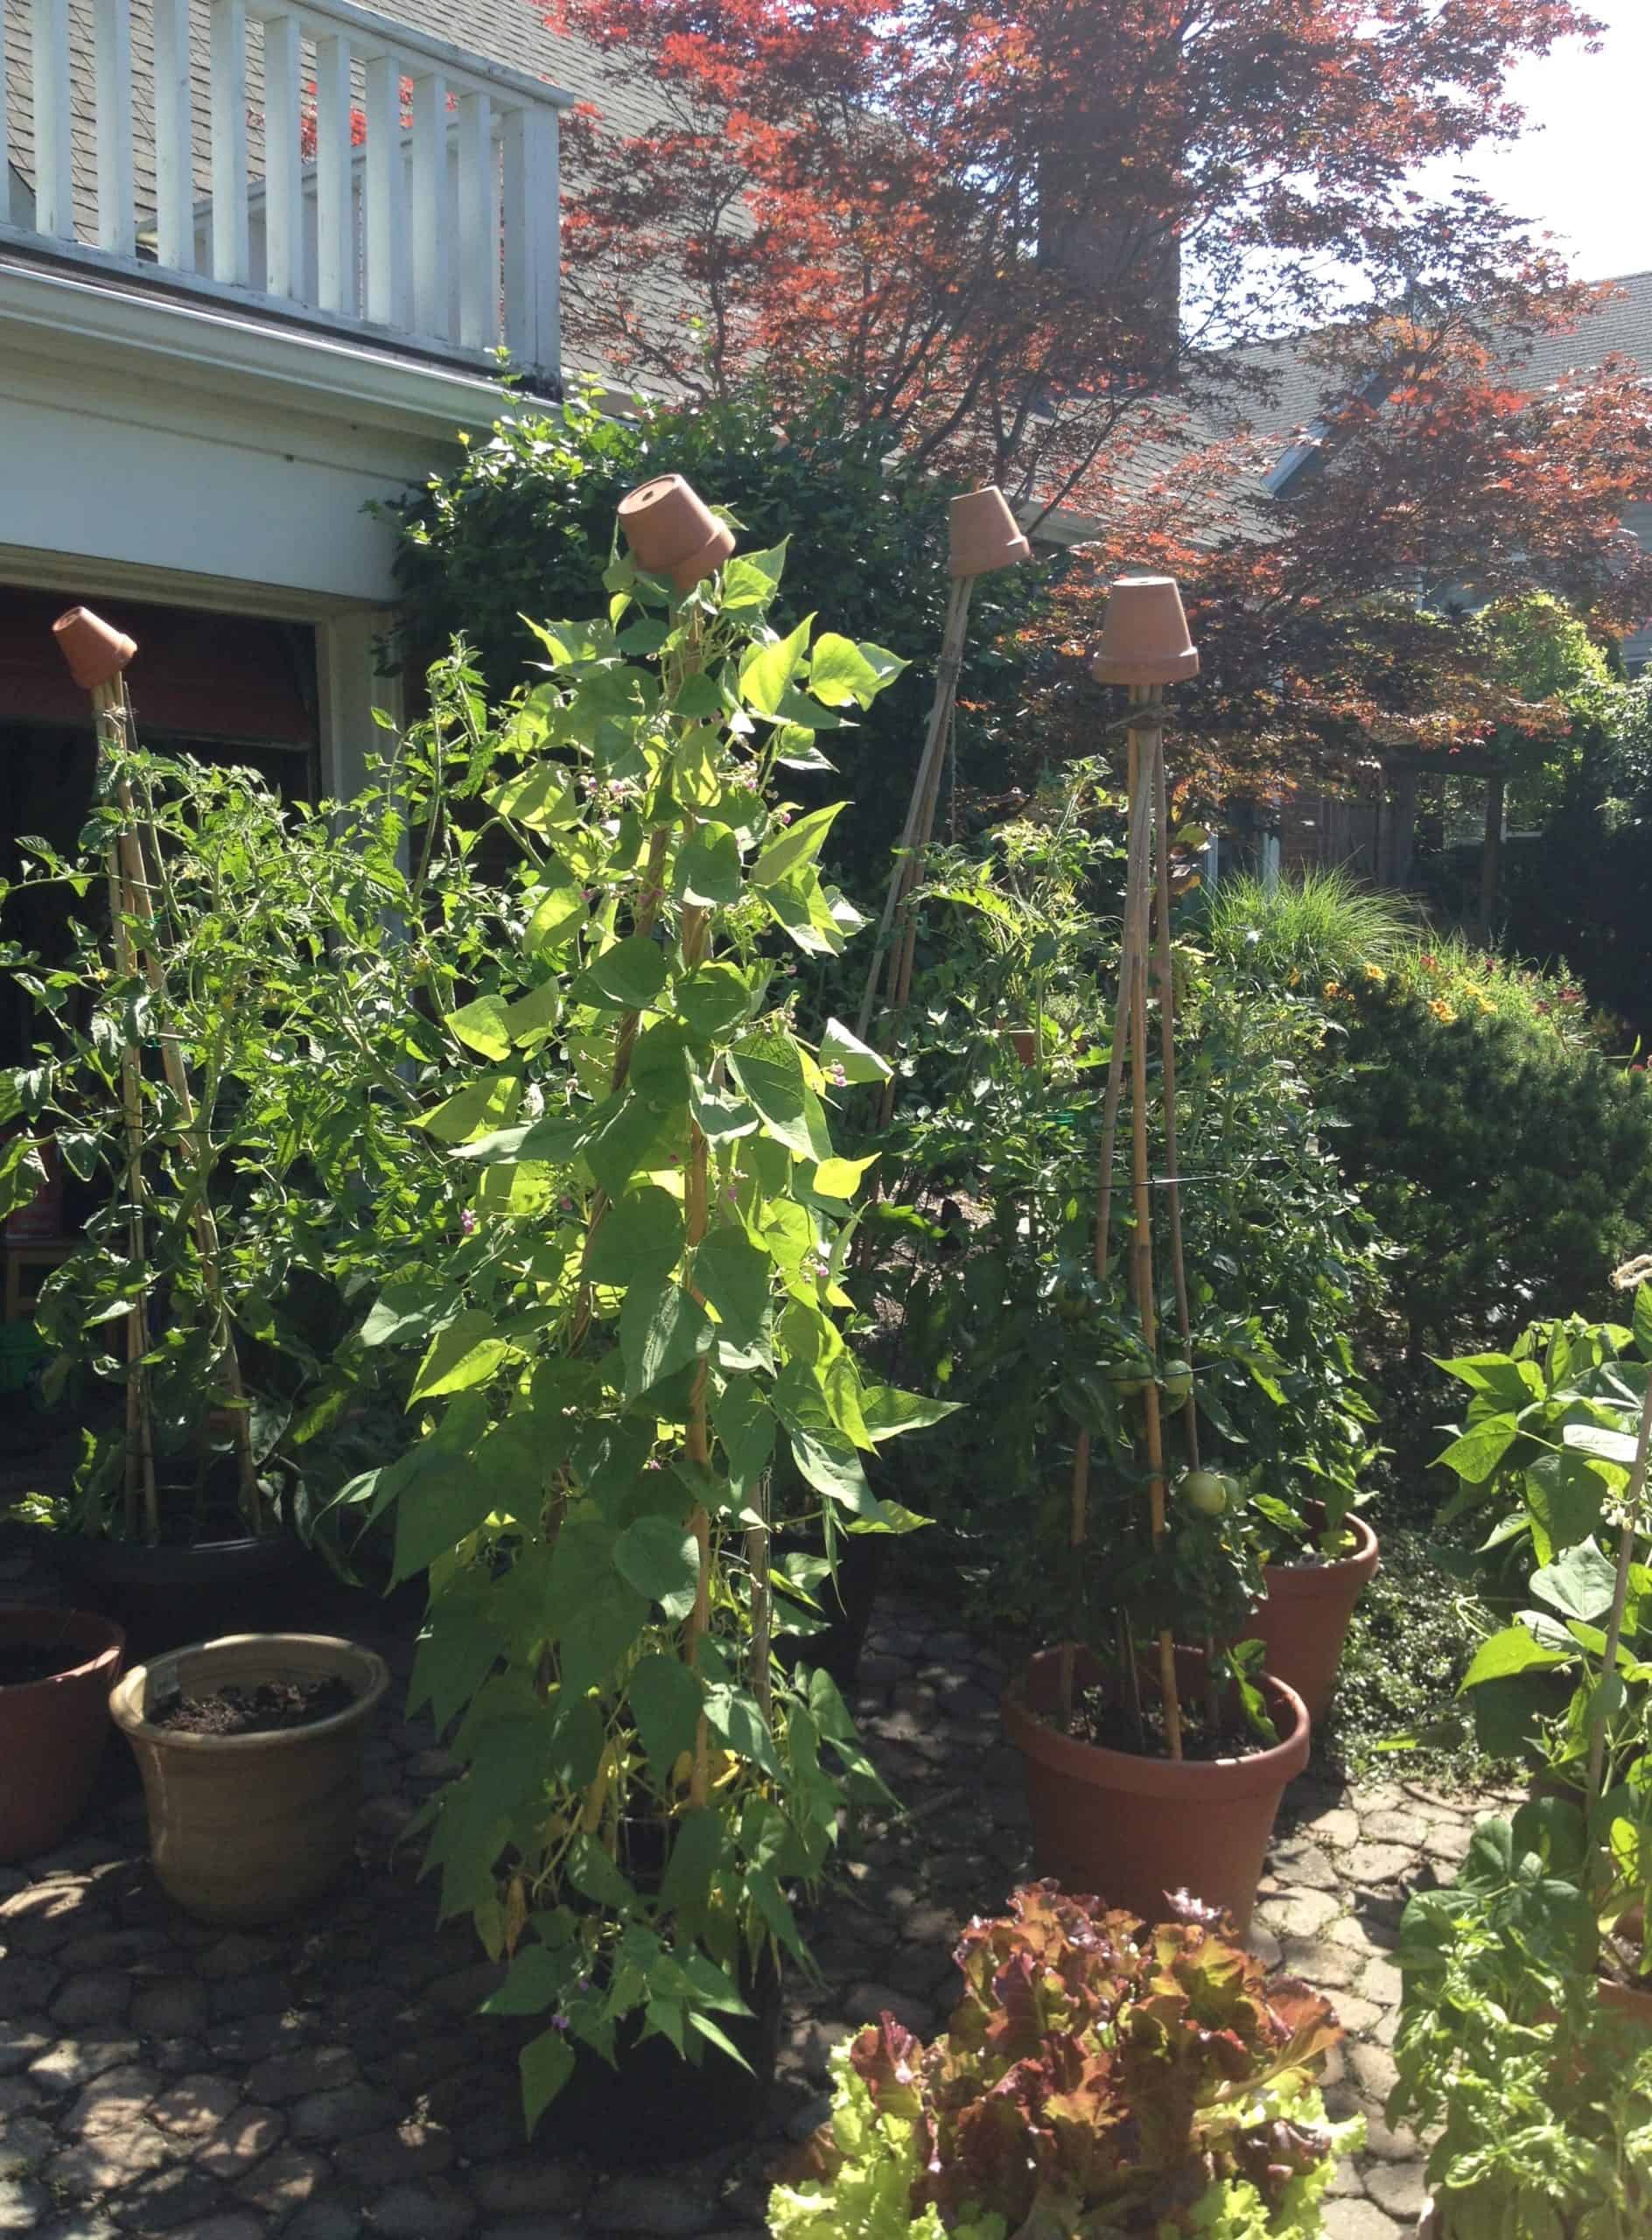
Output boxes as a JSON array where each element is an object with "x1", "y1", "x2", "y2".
[
  {"x1": 1426, "y1": 1301, "x2": 1652, "y2": 1777},
  {"x1": 1390, "y1": 1816, "x2": 1652, "y2": 2239},
  {"x1": 360, "y1": 529, "x2": 956, "y2": 2124},
  {"x1": 0, "y1": 738, "x2": 500, "y2": 1548},
  {"x1": 770, "y1": 1882, "x2": 1358, "y2": 2240},
  {"x1": 388, "y1": 378, "x2": 1051, "y2": 898}
]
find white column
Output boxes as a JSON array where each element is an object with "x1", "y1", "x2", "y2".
[
  {"x1": 457, "y1": 90, "x2": 493, "y2": 349},
  {"x1": 501, "y1": 103, "x2": 558, "y2": 374},
  {"x1": 152, "y1": 0, "x2": 194, "y2": 270},
  {"x1": 93, "y1": 0, "x2": 136, "y2": 255},
  {"x1": 31, "y1": 0, "x2": 74, "y2": 238},
  {"x1": 263, "y1": 11, "x2": 304, "y2": 300},
  {"x1": 410, "y1": 71, "x2": 450, "y2": 340},
  {"x1": 317, "y1": 608, "x2": 402, "y2": 804},
  {"x1": 208, "y1": 0, "x2": 251, "y2": 285},
  {"x1": 364, "y1": 52, "x2": 410, "y2": 329},
  {"x1": 314, "y1": 33, "x2": 354, "y2": 317}
]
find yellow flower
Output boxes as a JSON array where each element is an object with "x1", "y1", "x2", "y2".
[
  {"x1": 1287, "y1": 968, "x2": 1301, "y2": 988},
  {"x1": 1476, "y1": 996, "x2": 1496, "y2": 1016},
  {"x1": 1429, "y1": 998, "x2": 1457, "y2": 1025},
  {"x1": 1322, "y1": 980, "x2": 1342, "y2": 1001},
  {"x1": 1363, "y1": 962, "x2": 1386, "y2": 984}
]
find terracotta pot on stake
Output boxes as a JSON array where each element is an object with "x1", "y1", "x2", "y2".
[
  {"x1": 1005, "y1": 576, "x2": 1306, "y2": 1927},
  {"x1": 1245, "y1": 1508, "x2": 1381, "y2": 1724},
  {"x1": 617, "y1": 474, "x2": 735, "y2": 593}
]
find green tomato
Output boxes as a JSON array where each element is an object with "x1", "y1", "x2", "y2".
[
  {"x1": 1180, "y1": 1470, "x2": 1229, "y2": 1517},
  {"x1": 1109, "y1": 1368, "x2": 1150, "y2": 1397},
  {"x1": 1160, "y1": 1361, "x2": 1194, "y2": 1402}
]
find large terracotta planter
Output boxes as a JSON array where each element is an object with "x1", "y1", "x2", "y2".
[
  {"x1": 1003, "y1": 1645, "x2": 1309, "y2": 1934},
  {"x1": 0, "y1": 1606, "x2": 125, "y2": 1862},
  {"x1": 110, "y1": 1632, "x2": 388, "y2": 1924},
  {"x1": 1599, "y1": 1974, "x2": 1652, "y2": 2029},
  {"x1": 1244, "y1": 1510, "x2": 1380, "y2": 1725}
]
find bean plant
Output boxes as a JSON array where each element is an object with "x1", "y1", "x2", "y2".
[{"x1": 349, "y1": 530, "x2": 953, "y2": 2124}]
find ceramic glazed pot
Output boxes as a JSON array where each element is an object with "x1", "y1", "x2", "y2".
[
  {"x1": 1243, "y1": 1509, "x2": 1380, "y2": 1725},
  {"x1": 949, "y1": 486, "x2": 1031, "y2": 578},
  {"x1": 0, "y1": 1606, "x2": 125, "y2": 1862},
  {"x1": 1003, "y1": 1644, "x2": 1309, "y2": 1934},
  {"x1": 617, "y1": 473, "x2": 735, "y2": 592},
  {"x1": 1090, "y1": 575, "x2": 1199, "y2": 686},
  {"x1": 110, "y1": 1632, "x2": 388, "y2": 1923},
  {"x1": 52, "y1": 606, "x2": 137, "y2": 690}
]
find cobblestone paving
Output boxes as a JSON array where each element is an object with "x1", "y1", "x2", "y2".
[{"x1": 0, "y1": 1588, "x2": 1475, "y2": 2238}]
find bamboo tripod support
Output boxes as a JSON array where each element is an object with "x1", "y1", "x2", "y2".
[
  {"x1": 88, "y1": 673, "x2": 262, "y2": 1531},
  {"x1": 856, "y1": 575, "x2": 975, "y2": 1087},
  {"x1": 1062, "y1": 687, "x2": 1190, "y2": 1757}
]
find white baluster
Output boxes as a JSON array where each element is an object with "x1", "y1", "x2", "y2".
[
  {"x1": 457, "y1": 90, "x2": 493, "y2": 349},
  {"x1": 208, "y1": 0, "x2": 250, "y2": 284},
  {"x1": 364, "y1": 51, "x2": 409, "y2": 328},
  {"x1": 501, "y1": 103, "x2": 558, "y2": 375},
  {"x1": 410, "y1": 70, "x2": 449, "y2": 340},
  {"x1": 0, "y1": 10, "x2": 10, "y2": 223},
  {"x1": 152, "y1": 0, "x2": 194, "y2": 271},
  {"x1": 314, "y1": 32, "x2": 353, "y2": 316},
  {"x1": 262, "y1": 11, "x2": 303, "y2": 300},
  {"x1": 31, "y1": 0, "x2": 74, "y2": 238},
  {"x1": 94, "y1": 0, "x2": 136, "y2": 255}
]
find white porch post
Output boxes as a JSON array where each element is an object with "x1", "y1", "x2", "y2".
[{"x1": 316, "y1": 609, "x2": 402, "y2": 803}]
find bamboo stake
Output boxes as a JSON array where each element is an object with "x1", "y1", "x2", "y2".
[
  {"x1": 1123, "y1": 693, "x2": 1182, "y2": 1760},
  {"x1": 856, "y1": 576, "x2": 974, "y2": 1048},
  {"x1": 94, "y1": 679, "x2": 261, "y2": 1527},
  {"x1": 95, "y1": 724, "x2": 159, "y2": 1542},
  {"x1": 1151, "y1": 735, "x2": 1199, "y2": 1474},
  {"x1": 1586, "y1": 1367, "x2": 1652, "y2": 1810}
]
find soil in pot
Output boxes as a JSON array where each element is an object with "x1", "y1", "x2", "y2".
[
  {"x1": 151, "y1": 1674, "x2": 357, "y2": 1737},
  {"x1": 0, "y1": 1635, "x2": 85, "y2": 1685},
  {"x1": 0, "y1": 1605, "x2": 126, "y2": 1862},
  {"x1": 1004, "y1": 1644, "x2": 1309, "y2": 1934},
  {"x1": 1077, "y1": 1684, "x2": 1276, "y2": 1763}
]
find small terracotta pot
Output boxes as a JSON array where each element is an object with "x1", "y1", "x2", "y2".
[
  {"x1": 617, "y1": 474, "x2": 736, "y2": 593},
  {"x1": 949, "y1": 487, "x2": 1031, "y2": 578},
  {"x1": 1244, "y1": 1509, "x2": 1380, "y2": 1725},
  {"x1": 1003, "y1": 1644, "x2": 1309, "y2": 1934},
  {"x1": 1003, "y1": 1026, "x2": 1038, "y2": 1068},
  {"x1": 53, "y1": 606, "x2": 137, "y2": 690},
  {"x1": 1090, "y1": 576, "x2": 1199, "y2": 687},
  {"x1": 110, "y1": 1632, "x2": 388, "y2": 1924},
  {"x1": 0, "y1": 1606, "x2": 125, "y2": 1861}
]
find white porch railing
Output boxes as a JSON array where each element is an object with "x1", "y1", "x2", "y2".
[{"x1": 1, "y1": 0, "x2": 570, "y2": 374}]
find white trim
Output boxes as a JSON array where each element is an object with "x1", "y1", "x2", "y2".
[
  {"x1": 0, "y1": 545, "x2": 376, "y2": 621},
  {"x1": 0, "y1": 251, "x2": 516, "y2": 442}
]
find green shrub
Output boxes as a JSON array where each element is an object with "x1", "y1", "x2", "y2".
[{"x1": 1316, "y1": 949, "x2": 1652, "y2": 1349}]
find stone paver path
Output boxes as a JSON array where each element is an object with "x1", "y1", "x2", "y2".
[{"x1": 0, "y1": 1586, "x2": 1476, "y2": 2238}]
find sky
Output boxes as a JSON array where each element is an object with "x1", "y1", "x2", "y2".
[{"x1": 1412, "y1": 3, "x2": 1652, "y2": 283}]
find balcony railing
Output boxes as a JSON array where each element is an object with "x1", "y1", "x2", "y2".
[{"x1": 1, "y1": 0, "x2": 570, "y2": 376}]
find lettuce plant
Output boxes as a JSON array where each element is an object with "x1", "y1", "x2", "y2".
[
  {"x1": 770, "y1": 1882, "x2": 1359, "y2": 2239},
  {"x1": 349, "y1": 525, "x2": 961, "y2": 2125}
]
